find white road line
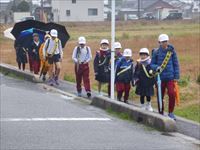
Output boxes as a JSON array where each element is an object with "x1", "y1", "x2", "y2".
[
  {"x1": 0, "y1": 118, "x2": 111, "y2": 122},
  {"x1": 60, "y1": 95, "x2": 74, "y2": 100}
]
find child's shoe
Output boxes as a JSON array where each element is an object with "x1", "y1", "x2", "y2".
[
  {"x1": 48, "y1": 78, "x2": 54, "y2": 86},
  {"x1": 98, "y1": 92, "x2": 103, "y2": 96},
  {"x1": 168, "y1": 113, "x2": 176, "y2": 120},
  {"x1": 124, "y1": 100, "x2": 129, "y2": 104},
  {"x1": 77, "y1": 92, "x2": 82, "y2": 97},
  {"x1": 87, "y1": 92, "x2": 91, "y2": 98},
  {"x1": 54, "y1": 76, "x2": 59, "y2": 86},
  {"x1": 146, "y1": 102, "x2": 153, "y2": 112},
  {"x1": 42, "y1": 75, "x2": 46, "y2": 81},
  {"x1": 141, "y1": 104, "x2": 146, "y2": 110}
]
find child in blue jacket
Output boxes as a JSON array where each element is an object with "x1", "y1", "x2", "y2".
[
  {"x1": 151, "y1": 34, "x2": 180, "y2": 120},
  {"x1": 115, "y1": 49, "x2": 135, "y2": 103}
]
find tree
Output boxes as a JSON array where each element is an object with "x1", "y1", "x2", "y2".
[{"x1": 17, "y1": 1, "x2": 30, "y2": 12}]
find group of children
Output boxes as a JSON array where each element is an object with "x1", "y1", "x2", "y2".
[
  {"x1": 14, "y1": 29, "x2": 63, "y2": 86},
  {"x1": 15, "y1": 32, "x2": 179, "y2": 120},
  {"x1": 93, "y1": 40, "x2": 154, "y2": 110},
  {"x1": 92, "y1": 34, "x2": 179, "y2": 120}
]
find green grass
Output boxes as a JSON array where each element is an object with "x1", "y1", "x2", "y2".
[
  {"x1": 178, "y1": 76, "x2": 190, "y2": 87},
  {"x1": 64, "y1": 73, "x2": 76, "y2": 82},
  {"x1": 106, "y1": 107, "x2": 132, "y2": 121},
  {"x1": 0, "y1": 70, "x2": 24, "y2": 80},
  {"x1": 175, "y1": 104, "x2": 200, "y2": 123},
  {"x1": 106, "y1": 107, "x2": 156, "y2": 131}
]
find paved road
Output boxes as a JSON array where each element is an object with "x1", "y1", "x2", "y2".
[{"x1": 0, "y1": 74, "x2": 199, "y2": 150}]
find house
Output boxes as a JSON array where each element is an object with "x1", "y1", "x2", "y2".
[
  {"x1": 145, "y1": 0, "x2": 178, "y2": 20},
  {"x1": 168, "y1": 0, "x2": 193, "y2": 18},
  {"x1": 118, "y1": 8, "x2": 144, "y2": 20},
  {"x1": 192, "y1": 0, "x2": 200, "y2": 13},
  {"x1": 0, "y1": 1, "x2": 13, "y2": 23},
  {"x1": 51, "y1": 0, "x2": 104, "y2": 22},
  {"x1": 34, "y1": 0, "x2": 53, "y2": 22},
  {"x1": 192, "y1": 0, "x2": 200, "y2": 19},
  {"x1": 118, "y1": 0, "x2": 144, "y2": 20}
]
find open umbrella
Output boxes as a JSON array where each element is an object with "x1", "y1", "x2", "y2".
[
  {"x1": 45, "y1": 22, "x2": 70, "y2": 48},
  {"x1": 11, "y1": 20, "x2": 46, "y2": 39},
  {"x1": 17, "y1": 28, "x2": 46, "y2": 49},
  {"x1": 4, "y1": 27, "x2": 15, "y2": 40}
]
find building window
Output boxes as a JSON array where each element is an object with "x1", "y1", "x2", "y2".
[
  {"x1": 88, "y1": 8, "x2": 98, "y2": 16},
  {"x1": 66, "y1": 10, "x2": 70, "y2": 16},
  {"x1": 72, "y1": 0, "x2": 76, "y2": 4}
]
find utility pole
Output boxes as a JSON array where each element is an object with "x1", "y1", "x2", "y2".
[
  {"x1": 110, "y1": 0, "x2": 115, "y2": 100},
  {"x1": 41, "y1": 0, "x2": 44, "y2": 21},
  {"x1": 138, "y1": 0, "x2": 140, "y2": 19}
]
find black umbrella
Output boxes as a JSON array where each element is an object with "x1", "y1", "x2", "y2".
[
  {"x1": 45, "y1": 22, "x2": 70, "y2": 48},
  {"x1": 11, "y1": 20, "x2": 46, "y2": 39}
]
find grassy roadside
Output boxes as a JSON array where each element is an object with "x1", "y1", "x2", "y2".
[
  {"x1": 63, "y1": 74, "x2": 200, "y2": 123},
  {"x1": 0, "y1": 69, "x2": 24, "y2": 80},
  {"x1": 175, "y1": 104, "x2": 200, "y2": 123}
]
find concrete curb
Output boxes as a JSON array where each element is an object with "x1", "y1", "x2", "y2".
[
  {"x1": 0, "y1": 63, "x2": 42, "y2": 83},
  {"x1": 92, "y1": 96, "x2": 177, "y2": 132}
]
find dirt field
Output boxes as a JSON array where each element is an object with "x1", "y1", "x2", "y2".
[{"x1": 0, "y1": 20, "x2": 199, "y2": 122}]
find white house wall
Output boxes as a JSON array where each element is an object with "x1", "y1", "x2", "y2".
[{"x1": 52, "y1": 0, "x2": 104, "y2": 22}]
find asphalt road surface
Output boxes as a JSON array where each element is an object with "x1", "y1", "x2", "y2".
[{"x1": 0, "y1": 74, "x2": 199, "y2": 150}]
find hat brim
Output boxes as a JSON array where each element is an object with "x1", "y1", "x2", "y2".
[
  {"x1": 123, "y1": 54, "x2": 132, "y2": 57},
  {"x1": 51, "y1": 34, "x2": 57, "y2": 37},
  {"x1": 79, "y1": 42, "x2": 86, "y2": 44}
]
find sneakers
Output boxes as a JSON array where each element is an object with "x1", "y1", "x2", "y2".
[
  {"x1": 42, "y1": 75, "x2": 46, "y2": 81},
  {"x1": 146, "y1": 102, "x2": 153, "y2": 112},
  {"x1": 48, "y1": 78, "x2": 54, "y2": 86},
  {"x1": 117, "y1": 96, "x2": 122, "y2": 101},
  {"x1": 87, "y1": 92, "x2": 91, "y2": 98},
  {"x1": 54, "y1": 76, "x2": 59, "y2": 86},
  {"x1": 124, "y1": 100, "x2": 129, "y2": 104},
  {"x1": 168, "y1": 113, "x2": 176, "y2": 120},
  {"x1": 77, "y1": 92, "x2": 82, "y2": 97},
  {"x1": 141, "y1": 104, "x2": 146, "y2": 110},
  {"x1": 98, "y1": 92, "x2": 103, "y2": 96}
]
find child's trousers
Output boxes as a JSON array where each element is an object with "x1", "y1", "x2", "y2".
[
  {"x1": 157, "y1": 80, "x2": 176, "y2": 114},
  {"x1": 116, "y1": 82, "x2": 131, "y2": 101}
]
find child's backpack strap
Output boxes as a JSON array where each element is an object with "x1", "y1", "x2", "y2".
[
  {"x1": 76, "y1": 46, "x2": 89, "y2": 58},
  {"x1": 76, "y1": 46, "x2": 80, "y2": 58}
]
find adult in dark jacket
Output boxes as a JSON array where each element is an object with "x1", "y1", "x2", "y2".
[
  {"x1": 94, "y1": 39, "x2": 111, "y2": 96},
  {"x1": 115, "y1": 49, "x2": 135, "y2": 103},
  {"x1": 151, "y1": 34, "x2": 180, "y2": 120},
  {"x1": 134, "y1": 48, "x2": 155, "y2": 111},
  {"x1": 30, "y1": 33, "x2": 42, "y2": 74},
  {"x1": 14, "y1": 40, "x2": 28, "y2": 71}
]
